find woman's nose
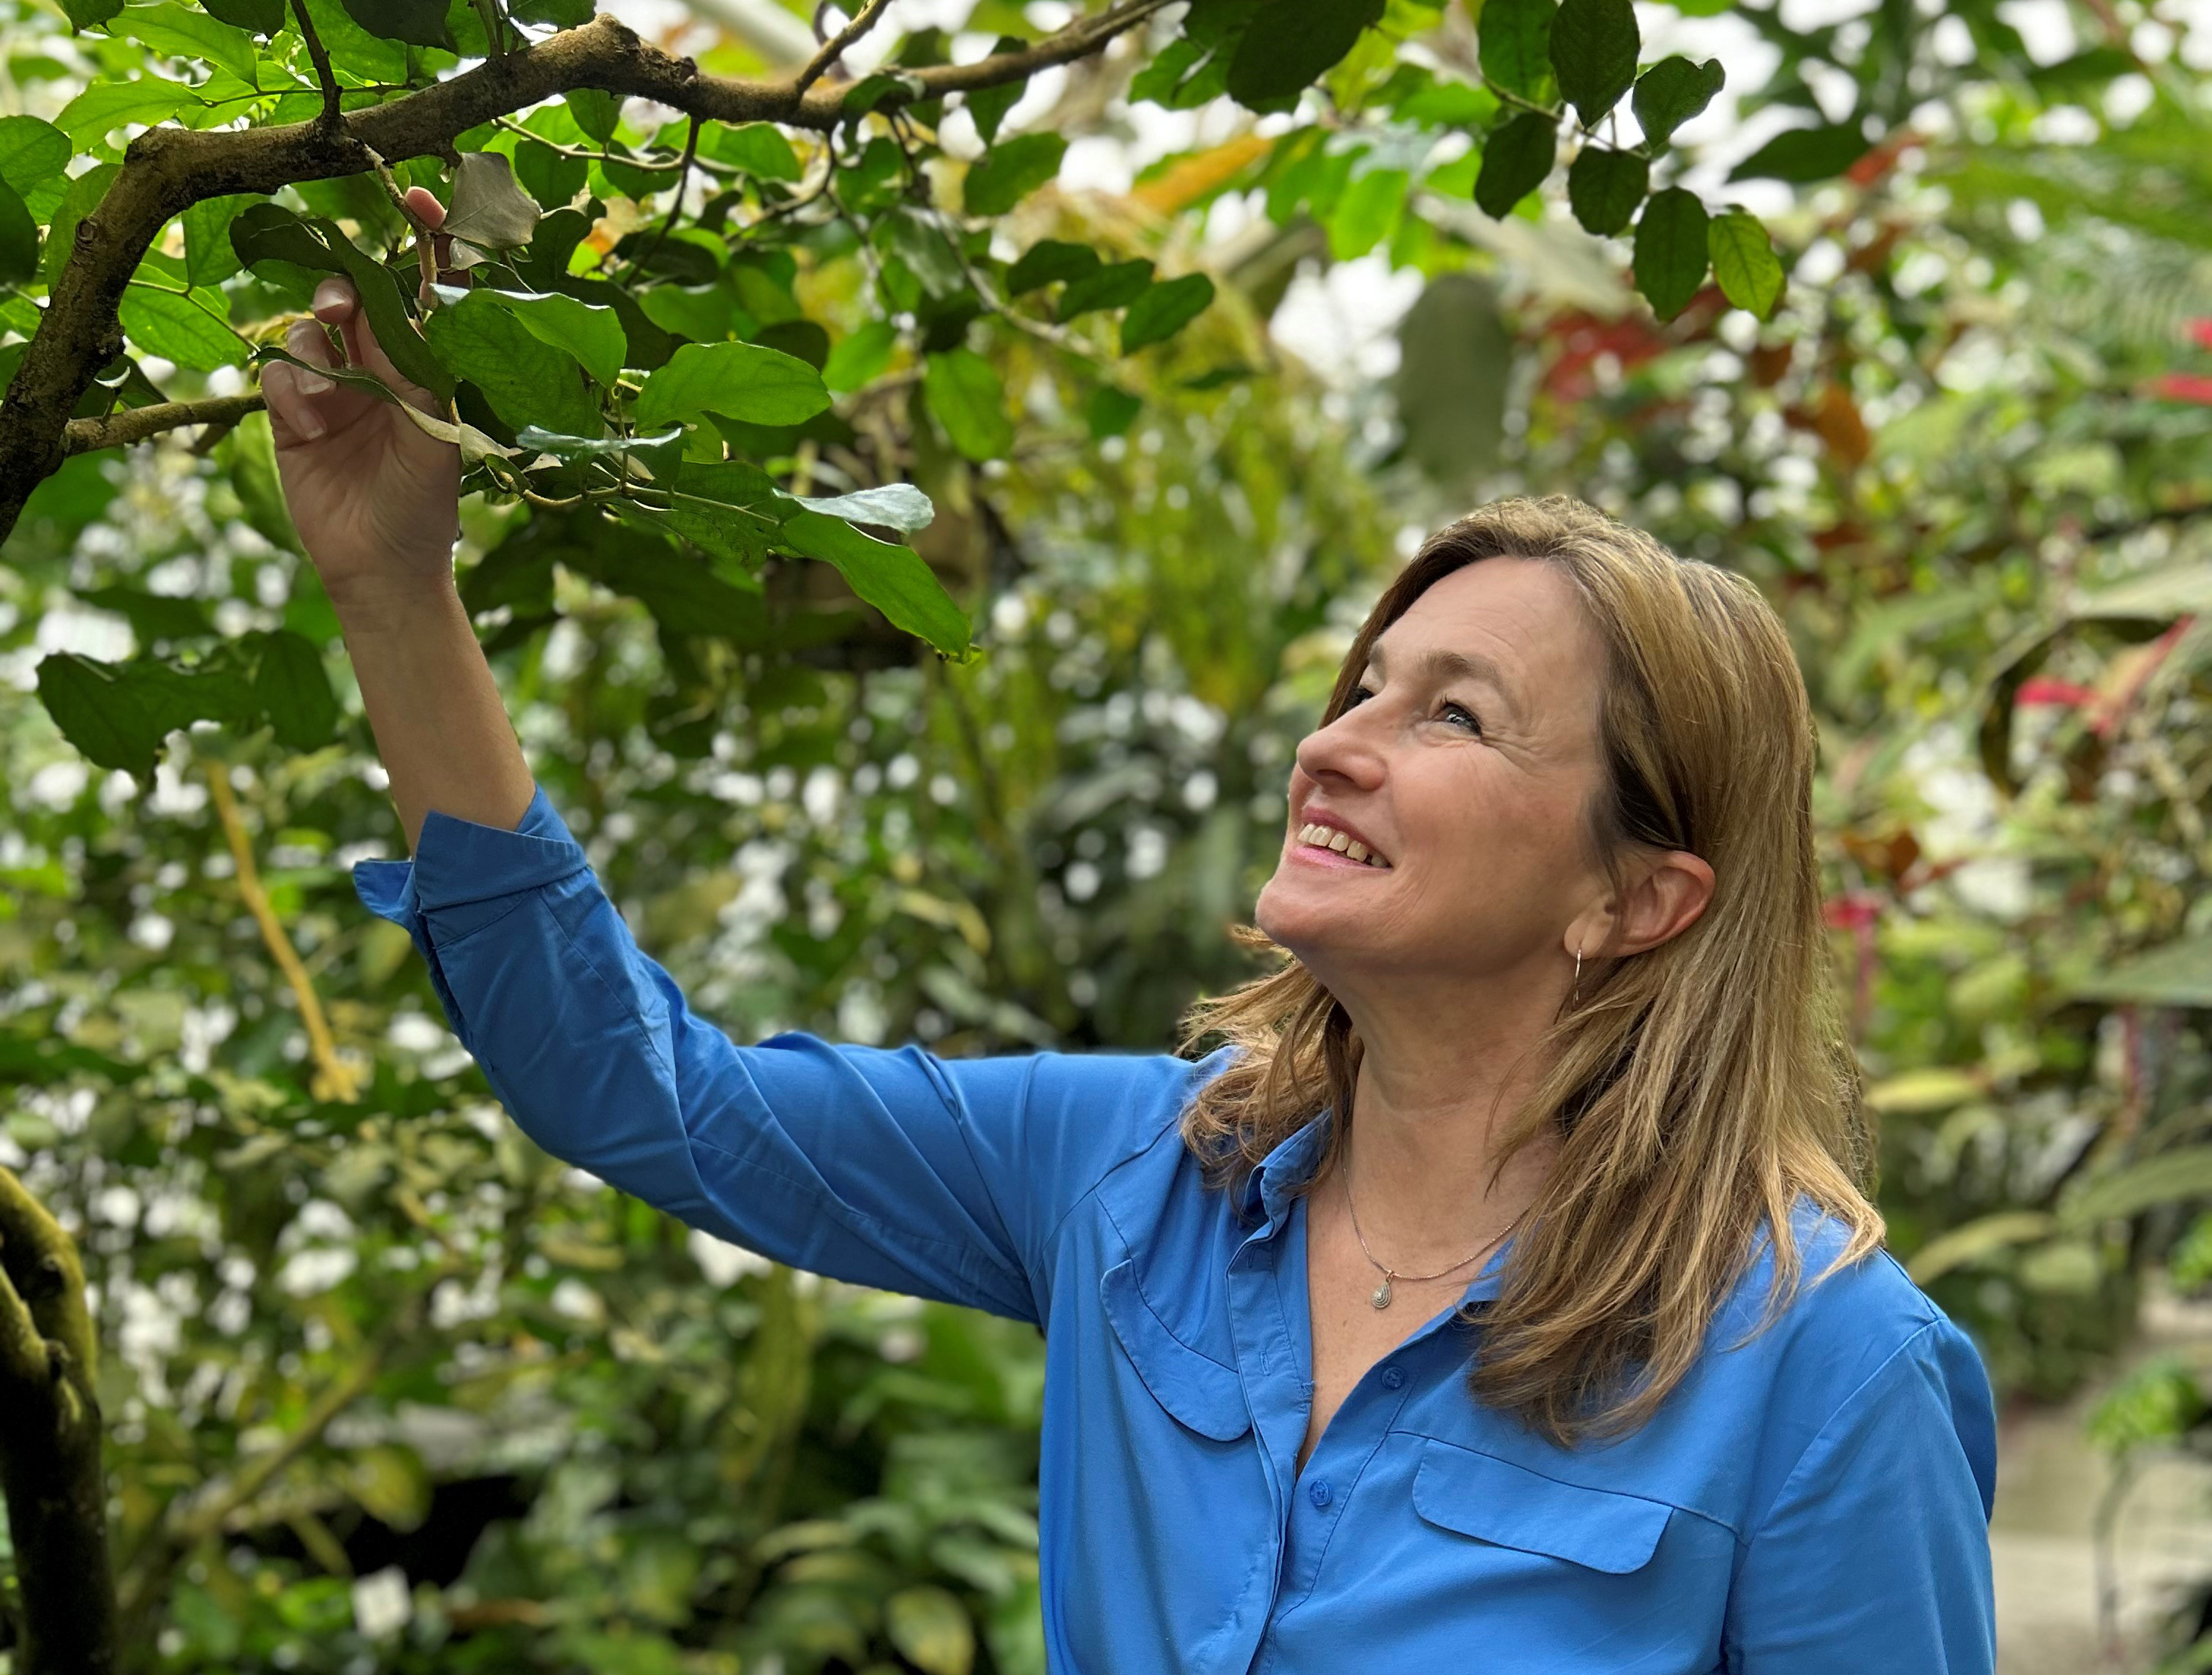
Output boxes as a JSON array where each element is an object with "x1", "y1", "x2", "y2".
[{"x1": 1293, "y1": 707, "x2": 1386, "y2": 791}]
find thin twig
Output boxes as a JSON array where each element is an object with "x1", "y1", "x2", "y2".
[
  {"x1": 63, "y1": 393, "x2": 266, "y2": 454},
  {"x1": 618, "y1": 114, "x2": 701, "y2": 286},
  {"x1": 204, "y1": 764, "x2": 364, "y2": 1104},
  {"x1": 290, "y1": 0, "x2": 342, "y2": 127},
  {"x1": 364, "y1": 145, "x2": 440, "y2": 298},
  {"x1": 796, "y1": 0, "x2": 896, "y2": 96}
]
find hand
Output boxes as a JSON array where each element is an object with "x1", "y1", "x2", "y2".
[{"x1": 260, "y1": 186, "x2": 462, "y2": 609}]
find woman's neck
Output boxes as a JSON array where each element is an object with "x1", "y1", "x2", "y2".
[{"x1": 1327, "y1": 987, "x2": 1565, "y2": 1270}]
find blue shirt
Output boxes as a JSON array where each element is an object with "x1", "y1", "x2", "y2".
[{"x1": 357, "y1": 788, "x2": 1998, "y2": 1674}]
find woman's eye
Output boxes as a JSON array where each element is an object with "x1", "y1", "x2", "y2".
[
  {"x1": 1440, "y1": 701, "x2": 1482, "y2": 734},
  {"x1": 1350, "y1": 684, "x2": 1376, "y2": 705}
]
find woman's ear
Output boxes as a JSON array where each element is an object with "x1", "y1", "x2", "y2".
[{"x1": 1608, "y1": 851, "x2": 1714, "y2": 957}]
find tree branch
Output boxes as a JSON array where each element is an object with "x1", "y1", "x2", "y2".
[
  {"x1": 290, "y1": 0, "x2": 342, "y2": 128},
  {"x1": 0, "y1": 1169, "x2": 118, "y2": 1675},
  {"x1": 204, "y1": 764, "x2": 363, "y2": 1104},
  {"x1": 797, "y1": 0, "x2": 896, "y2": 96},
  {"x1": 0, "y1": 1, "x2": 1169, "y2": 544},
  {"x1": 64, "y1": 392, "x2": 266, "y2": 455}
]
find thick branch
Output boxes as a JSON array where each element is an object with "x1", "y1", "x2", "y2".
[
  {"x1": 64, "y1": 392, "x2": 266, "y2": 454},
  {"x1": 0, "y1": 1170, "x2": 117, "y2": 1675},
  {"x1": 0, "y1": 1, "x2": 1167, "y2": 544}
]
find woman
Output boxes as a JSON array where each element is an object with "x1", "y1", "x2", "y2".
[{"x1": 265, "y1": 248, "x2": 1997, "y2": 1672}]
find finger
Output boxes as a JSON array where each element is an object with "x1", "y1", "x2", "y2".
[
  {"x1": 285, "y1": 317, "x2": 339, "y2": 383},
  {"x1": 405, "y1": 185, "x2": 446, "y2": 232},
  {"x1": 262, "y1": 361, "x2": 327, "y2": 445},
  {"x1": 315, "y1": 274, "x2": 433, "y2": 408}
]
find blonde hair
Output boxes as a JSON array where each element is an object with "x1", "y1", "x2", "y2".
[{"x1": 1177, "y1": 496, "x2": 1880, "y2": 1445}]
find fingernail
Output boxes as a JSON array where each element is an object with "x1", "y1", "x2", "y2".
[
  {"x1": 296, "y1": 405, "x2": 327, "y2": 441},
  {"x1": 312, "y1": 279, "x2": 351, "y2": 316}
]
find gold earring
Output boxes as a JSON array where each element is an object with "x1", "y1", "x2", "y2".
[{"x1": 1572, "y1": 944, "x2": 1584, "y2": 1009}]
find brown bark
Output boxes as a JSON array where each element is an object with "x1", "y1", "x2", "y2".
[
  {"x1": 0, "y1": 2, "x2": 1172, "y2": 543},
  {"x1": 0, "y1": 1170, "x2": 116, "y2": 1675}
]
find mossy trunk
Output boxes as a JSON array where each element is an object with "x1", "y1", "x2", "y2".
[{"x1": 0, "y1": 1168, "x2": 118, "y2": 1675}]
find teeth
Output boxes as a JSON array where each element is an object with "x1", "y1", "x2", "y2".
[{"x1": 1297, "y1": 821, "x2": 1390, "y2": 868}]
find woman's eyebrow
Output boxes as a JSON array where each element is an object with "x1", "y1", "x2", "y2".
[{"x1": 1369, "y1": 643, "x2": 1526, "y2": 728}]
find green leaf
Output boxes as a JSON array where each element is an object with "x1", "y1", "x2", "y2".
[
  {"x1": 1728, "y1": 124, "x2": 1870, "y2": 184},
  {"x1": 637, "y1": 284, "x2": 737, "y2": 346},
  {"x1": 1326, "y1": 167, "x2": 1407, "y2": 260},
  {"x1": 462, "y1": 286, "x2": 626, "y2": 388},
  {"x1": 790, "y1": 483, "x2": 933, "y2": 534},
  {"x1": 1006, "y1": 239, "x2": 1098, "y2": 295},
  {"x1": 110, "y1": 1, "x2": 260, "y2": 81},
  {"x1": 1058, "y1": 258, "x2": 1153, "y2": 322},
  {"x1": 1478, "y1": 0, "x2": 1557, "y2": 104},
  {"x1": 56, "y1": 75, "x2": 203, "y2": 143},
  {"x1": 0, "y1": 183, "x2": 36, "y2": 286},
  {"x1": 119, "y1": 285, "x2": 244, "y2": 369},
  {"x1": 963, "y1": 38, "x2": 1029, "y2": 145},
  {"x1": 511, "y1": 0, "x2": 592, "y2": 22},
  {"x1": 1121, "y1": 273, "x2": 1216, "y2": 353},
  {"x1": 2063, "y1": 1146, "x2": 2212, "y2": 1227},
  {"x1": 651, "y1": 458, "x2": 788, "y2": 572},
  {"x1": 633, "y1": 342, "x2": 830, "y2": 430},
  {"x1": 1632, "y1": 185, "x2": 1708, "y2": 319},
  {"x1": 779, "y1": 512, "x2": 970, "y2": 658},
  {"x1": 922, "y1": 347, "x2": 1012, "y2": 462},
  {"x1": 1565, "y1": 146, "x2": 1647, "y2": 237},
  {"x1": 442, "y1": 151, "x2": 541, "y2": 266},
  {"x1": 2069, "y1": 935, "x2": 2212, "y2": 1007},
  {"x1": 252, "y1": 629, "x2": 339, "y2": 749},
  {"x1": 183, "y1": 193, "x2": 248, "y2": 285},
  {"x1": 822, "y1": 319, "x2": 898, "y2": 394},
  {"x1": 703, "y1": 122, "x2": 801, "y2": 182},
  {"x1": 1549, "y1": 0, "x2": 1637, "y2": 128},
  {"x1": 1086, "y1": 384, "x2": 1141, "y2": 439},
  {"x1": 229, "y1": 205, "x2": 455, "y2": 401},
  {"x1": 77, "y1": 584, "x2": 214, "y2": 642},
  {"x1": 963, "y1": 133, "x2": 1068, "y2": 216},
  {"x1": 0, "y1": 116, "x2": 71, "y2": 194},
  {"x1": 1224, "y1": 0, "x2": 1384, "y2": 109},
  {"x1": 61, "y1": 0, "x2": 124, "y2": 26},
  {"x1": 885, "y1": 1586, "x2": 975, "y2": 1675},
  {"x1": 197, "y1": 0, "x2": 285, "y2": 31},
  {"x1": 1707, "y1": 208, "x2": 1784, "y2": 318},
  {"x1": 566, "y1": 88, "x2": 621, "y2": 143},
  {"x1": 336, "y1": 0, "x2": 448, "y2": 47},
  {"x1": 34, "y1": 652, "x2": 252, "y2": 778},
  {"x1": 422, "y1": 287, "x2": 600, "y2": 436},
  {"x1": 1474, "y1": 112, "x2": 1557, "y2": 219},
  {"x1": 1630, "y1": 56, "x2": 1724, "y2": 149}
]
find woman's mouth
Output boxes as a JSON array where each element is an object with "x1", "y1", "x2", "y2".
[{"x1": 1295, "y1": 821, "x2": 1391, "y2": 868}]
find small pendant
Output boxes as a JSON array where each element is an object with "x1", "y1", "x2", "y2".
[{"x1": 1370, "y1": 1276, "x2": 1394, "y2": 1310}]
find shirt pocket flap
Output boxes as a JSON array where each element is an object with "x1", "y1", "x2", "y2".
[
  {"x1": 1099, "y1": 1260, "x2": 1252, "y2": 1443},
  {"x1": 1412, "y1": 1439, "x2": 1672, "y2": 1574}
]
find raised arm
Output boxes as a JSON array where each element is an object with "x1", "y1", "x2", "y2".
[{"x1": 259, "y1": 188, "x2": 533, "y2": 850}]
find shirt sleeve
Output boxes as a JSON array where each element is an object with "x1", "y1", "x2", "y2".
[
  {"x1": 353, "y1": 787, "x2": 1195, "y2": 1325},
  {"x1": 1723, "y1": 1316, "x2": 1998, "y2": 1674}
]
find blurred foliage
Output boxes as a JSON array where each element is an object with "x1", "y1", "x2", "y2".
[{"x1": 5, "y1": 0, "x2": 2212, "y2": 1668}]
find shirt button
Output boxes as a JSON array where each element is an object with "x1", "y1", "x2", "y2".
[
  {"x1": 1307, "y1": 1478, "x2": 1333, "y2": 1509},
  {"x1": 1380, "y1": 1366, "x2": 1405, "y2": 1390}
]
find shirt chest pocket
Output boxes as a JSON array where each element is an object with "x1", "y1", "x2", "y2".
[
  {"x1": 1408, "y1": 1436, "x2": 1673, "y2": 1574},
  {"x1": 1098, "y1": 1258, "x2": 1252, "y2": 1443}
]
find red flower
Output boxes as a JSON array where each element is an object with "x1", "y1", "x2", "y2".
[
  {"x1": 1824, "y1": 894, "x2": 1881, "y2": 931},
  {"x1": 2153, "y1": 372, "x2": 2212, "y2": 404},
  {"x1": 2189, "y1": 318, "x2": 2212, "y2": 351}
]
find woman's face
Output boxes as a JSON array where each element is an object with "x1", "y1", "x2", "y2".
[{"x1": 1255, "y1": 557, "x2": 1613, "y2": 995}]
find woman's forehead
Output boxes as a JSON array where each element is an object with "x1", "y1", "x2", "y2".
[{"x1": 1376, "y1": 560, "x2": 1598, "y2": 690}]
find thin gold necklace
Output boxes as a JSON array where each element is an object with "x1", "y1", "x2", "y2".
[{"x1": 1341, "y1": 1150, "x2": 1517, "y2": 1311}]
